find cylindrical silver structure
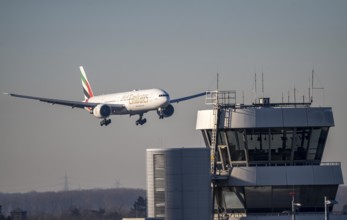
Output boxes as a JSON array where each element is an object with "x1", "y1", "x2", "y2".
[{"x1": 147, "y1": 148, "x2": 211, "y2": 220}]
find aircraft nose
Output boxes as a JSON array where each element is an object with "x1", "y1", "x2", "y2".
[
  {"x1": 164, "y1": 95, "x2": 170, "y2": 105},
  {"x1": 158, "y1": 89, "x2": 170, "y2": 106}
]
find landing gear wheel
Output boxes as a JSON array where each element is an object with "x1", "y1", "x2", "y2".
[
  {"x1": 136, "y1": 114, "x2": 147, "y2": 126},
  {"x1": 105, "y1": 119, "x2": 111, "y2": 126},
  {"x1": 136, "y1": 119, "x2": 147, "y2": 126},
  {"x1": 100, "y1": 118, "x2": 111, "y2": 126}
]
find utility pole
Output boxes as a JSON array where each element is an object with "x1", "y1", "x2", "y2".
[
  {"x1": 325, "y1": 196, "x2": 338, "y2": 220},
  {"x1": 290, "y1": 192, "x2": 301, "y2": 220},
  {"x1": 325, "y1": 196, "x2": 328, "y2": 220},
  {"x1": 64, "y1": 172, "x2": 69, "y2": 191}
]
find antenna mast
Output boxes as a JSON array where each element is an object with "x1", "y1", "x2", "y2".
[
  {"x1": 262, "y1": 71, "x2": 264, "y2": 98},
  {"x1": 311, "y1": 68, "x2": 324, "y2": 104},
  {"x1": 254, "y1": 72, "x2": 257, "y2": 103},
  {"x1": 242, "y1": 91, "x2": 245, "y2": 104},
  {"x1": 308, "y1": 75, "x2": 311, "y2": 103},
  {"x1": 311, "y1": 69, "x2": 314, "y2": 102},
  {"x1": 294, "y1": 85, "x2": 296, "y2": 104}
]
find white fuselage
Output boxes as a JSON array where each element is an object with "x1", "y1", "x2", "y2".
[{"x1": 86, "y1": 88, "x2": 170, "y2": 115}]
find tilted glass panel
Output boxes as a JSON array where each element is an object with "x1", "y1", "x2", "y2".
[
  {"x1": 315, "y1": 127, "x2": 329, "y2": 160},
  {"x1": 307, "y1": 128, "x2": 321, "y2": 160},
  {"x1": 226, "y1": 129, "x2": 246, "y2": 162}
]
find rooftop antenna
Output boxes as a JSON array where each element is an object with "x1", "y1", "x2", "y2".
[
  {"x1": 294, "y1": 85, "x2": 296, "y2": 104},
  {"x1": 242, "y1": 91, "x2": 245, "y2": 104},
  {"x1": 308, "y1": 75, "x2": 311, "y2": 104},
  {"x1": 217, "y1": 72, "x2": 219, "y2": 92},
  {"x1": 262, "y1": 70, "x2": 264, "y2": 98},
  {"x1": 311, "y1": 68, "x2": 324, "y2": 103},
  {"x1": 254, "y1": 71, "x2": 257, "y2": 103}
]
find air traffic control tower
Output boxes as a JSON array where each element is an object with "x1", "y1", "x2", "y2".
[{"x1": 196, "y1": 91, "x2": 344, "y2": 219}]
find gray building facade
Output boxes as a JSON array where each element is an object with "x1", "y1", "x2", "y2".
[{"x1": 147, "y1": 148, "x2": 211, "y2": 220}]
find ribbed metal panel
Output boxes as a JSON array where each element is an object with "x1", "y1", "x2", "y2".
[
  {"x1": 147, "y1": 148, "x2": 211, "y2": 220},
  {"x1": 153, "y1": 154, "x2": 165, "y2": 218}
]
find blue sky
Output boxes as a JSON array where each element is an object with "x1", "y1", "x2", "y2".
[{"x1": 1, "y1": 0, "x2": 347, "y2": 192}]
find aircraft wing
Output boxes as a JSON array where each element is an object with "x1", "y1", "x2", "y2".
[
  {"x1": 4, "y1": 93, "x2": 124, "y2": 110},
  {"x1": 170, "y1": 92, "x2": 206, "y2": 104}
]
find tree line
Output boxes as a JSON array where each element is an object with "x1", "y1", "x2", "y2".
[{"x1": 0, "y1": 188, "x2": 146, "y2": 220}]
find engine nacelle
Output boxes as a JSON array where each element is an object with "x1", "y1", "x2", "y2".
[
  {"x1": 157, "y1": 104, "x2": 174, "y2": 118},
  {"x1": 93, "y1": 104, "x2": 111, "y2": 118}
]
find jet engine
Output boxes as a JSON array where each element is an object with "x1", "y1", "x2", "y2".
[
  {"x1": 157, "y1": 104, "x2": 174, "y2": 118},
  {"x1": 93, "y1": 104, "x2": 111, "y2": 118}
]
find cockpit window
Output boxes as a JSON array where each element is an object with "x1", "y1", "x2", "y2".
[{"x1": 159, "y1": 94, "x2": 169, "y2": 97}]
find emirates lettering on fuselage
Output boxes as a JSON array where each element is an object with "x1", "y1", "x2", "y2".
[{"x1": 128, "y1": 94, "x2": 149, "y2": 105}]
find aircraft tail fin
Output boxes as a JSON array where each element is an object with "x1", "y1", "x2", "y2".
[{"x1": 80, "y1": 66, "x2": 94, "y2": 100}]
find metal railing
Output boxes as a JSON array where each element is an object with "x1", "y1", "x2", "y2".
[
  {"x1": 205, "y1": 90, "x2": 236, "y2": 106},
  {"x1": 229, "y1": 161, "x2": 341, "y2": 167}
]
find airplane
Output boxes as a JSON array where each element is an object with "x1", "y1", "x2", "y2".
[{"x1": 5, "y1": 66, "x2": 206, "y2": 126}]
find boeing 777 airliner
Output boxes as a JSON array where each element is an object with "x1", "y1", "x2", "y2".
[{"x1": 5, "y1": 66, "x2": 206, "y2": 126}]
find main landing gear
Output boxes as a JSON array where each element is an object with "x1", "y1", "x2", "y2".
[
  {"x1": 136, "y1": 114, "x2": 147, "y2": 126},
  {"x1": 100, "y1": 118, "x2": 111, "y2": 126}
]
